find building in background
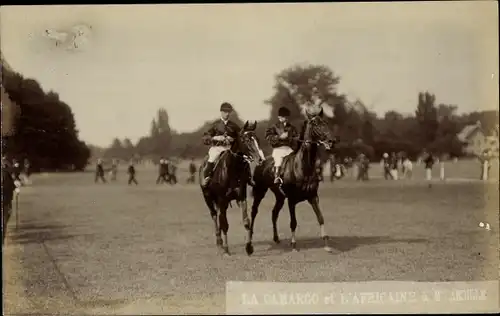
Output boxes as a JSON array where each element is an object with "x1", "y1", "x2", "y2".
[{"x1": 456, "y1": 121, "x2": 498, "y2": 157}]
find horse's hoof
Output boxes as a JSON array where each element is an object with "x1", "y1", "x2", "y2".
[
  {"x1": 222, "y1": 247, "x2": 231, "y2": 256},
  {"x1": 273, "y1": 236, "x2": 280, "y2": 244},
  {"x1": 245, "y1": 243, "x2": 254, "y2": 256},
  {"x1": 216, "y1": 238, "x2": 223, "y2": 247},
  {"x1": 291, "y1": 242, "x2": 298, "y2": 251},
  {"x1": 324, "y1": 246, "x2": 333, "y2": 253}
]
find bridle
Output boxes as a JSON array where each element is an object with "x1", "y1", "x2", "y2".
[
  {"x1": 301, "y1": 116, "x2": 333, "y2": 151},
  {"x1": 239, "y1": 131, "x2": 262, "y2": 164}
]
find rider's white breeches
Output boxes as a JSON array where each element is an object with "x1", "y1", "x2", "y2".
[
  {"x1": 272, "y1": 146, "x2": 293, "y2": 167},
  {"x1": 208, "y1": 146, "x2": 230, "y2": 163}
]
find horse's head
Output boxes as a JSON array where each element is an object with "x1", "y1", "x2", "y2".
[
  {"x1": 303, "y1": 114, "x2": 334, "y2": 152},
  {"x1": 239, "y1": 120, "x2": 265, "y2": 164}
]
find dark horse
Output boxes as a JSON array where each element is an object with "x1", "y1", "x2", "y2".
[
  {"x1": 246, "y1": 113, "x2": 334, "y2": 255},
  {"x1": 199, "y1": 121, "x2": 265, "y2": 256}
]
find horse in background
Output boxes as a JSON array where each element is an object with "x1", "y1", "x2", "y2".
[
  {"x1": 199, "y1": 121, "x2": 265, "y2": 256},
  {"x1": 246, "y1": 113, "x2": 334, "y2": 255}
]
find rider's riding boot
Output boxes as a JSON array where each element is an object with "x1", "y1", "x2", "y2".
[
  {"x1": 274, "y1": 166, "x2": 282, "y2": 184},
  {"x1": 202, "y1": 162, "x2": 215, "y2": 187}
]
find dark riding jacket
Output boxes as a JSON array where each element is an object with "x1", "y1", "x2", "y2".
[
  {"x1": 202, "y1": 119, "x2": 241, "y2": 147},
  {"x1": 265, "y1": 121, "x2": 299, "y2": 148}
]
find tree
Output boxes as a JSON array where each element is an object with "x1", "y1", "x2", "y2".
[
  {"x1": 415, "y1": 92, "x2": 439, "y2": 147},
  {"x1": 437, "y1": 104, "x2": 458, "y2": 122},
  {"x1": 122, "y1": 138, "x2": 135, "y2": 160},
  {"x1": 2, "y1": 66, "x2": 90, "y2": 171},
  {"x1": 361, "y1": 117, "x2": 376, "y2": 145},
  {"x1": 384, "y1": 110, "x2": 404, "y2": 122},
  {"x1": 265, "y1": 64, "x2": 345, "y2": 127},
  {"x1": 105, "y1": 138, "x2": 124, "y2": 159}
]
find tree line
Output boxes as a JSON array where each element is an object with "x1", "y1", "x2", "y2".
[
  {"x1": 103, "y1": 64, "x2": 498, "y2": 162},
  {"x1": 2, "y1": 67, "x2": 91, "y2": 172}
]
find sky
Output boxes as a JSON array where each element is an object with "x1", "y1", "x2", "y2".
[{"x1": 1, "y1": 2, "x2": 498, "y2": 147}]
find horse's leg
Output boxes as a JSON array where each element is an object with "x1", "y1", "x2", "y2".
[
  {"x1": 270, "y1": 186, "x2": 285, "y2": 244},
  {"x1": 287, "y1": 198, "x2": 298, "y2": 251},
  {"x1": 239, "y1": 199, "x2": 251, "y2": 253},
  {"x1": 203, "y1": 192, "x2": 222, "y2": 248},
  {"x1": 308, "y1": 195, "x2": 332, "y2": 252},
  {"x1": 219, "y1": 202, "x2": 230, "y2": 256},
  {"x1": 246, "y1": 185, "x2": 267, "y2": 255}
]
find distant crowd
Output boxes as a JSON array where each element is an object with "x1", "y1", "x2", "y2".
[{"x1": 92, "y1": 157, "x2": 198, "y2": 185}]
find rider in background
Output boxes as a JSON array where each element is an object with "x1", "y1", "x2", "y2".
[{"x1": 265, "y1": 107, "x2": 299, "y2": 185}]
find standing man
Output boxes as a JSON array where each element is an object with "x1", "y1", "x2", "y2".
[
  {"x1": 95, "y1": 159, "x2": 107, "y2": 183},
  {"x1": 402, "y1": 155, "x2": 413, "y2": 179},
  {"x1": 23, "y1": 158, "x2": 31, "y2": 185},
  {"x1": 127, "y1": 160, "x2": 138, "y2": 185},
  {"x1": 423, "y1": 150, "x2": 435, "y2": 182},
  {"x1": 156, "y1": 158, "x2": 166, "y2": 184},
  {"x1": 110, "y1": 159, "x2": 118, "y2": 181},
  {"x1": 265, "y1": 107, "x2": 299, "y2": 185},
  {"x1": 382, "y1": 152, "x2": 392, "y2": 180},
  {"x1": 12, "y1": 159, "x2": 22, "y2": 184},
  {"x1": 329, "y1": 153, "x2": 336, "y2": 182},
  {"x1": 167, "y1": 158, "x2": 177, "y2": 185},
  {"x1": 187, "y1": 158, "x2": 197, "y2": 184},
  {"x1": 389, "y1": 152, "x2": 399, "y2": 180}
]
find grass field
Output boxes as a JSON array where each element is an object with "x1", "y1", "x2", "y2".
[{"x1": 3, "y1": 159, "x2": 499, "y2": 314}]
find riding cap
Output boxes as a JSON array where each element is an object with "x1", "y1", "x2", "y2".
[
  {"x1": 220, "y1": 102, "x2": 233, "y2": 112},
  {"x1": 278, "y1": 107, "x2": 291, "y2": 117}
]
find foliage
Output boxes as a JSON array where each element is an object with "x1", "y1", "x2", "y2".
[
  {"x1": 2, "y1": 68, "x2": 90, "y2": 171},
  {"x1": 100, "y1": 63, "x2": 497, "y2": 162}
]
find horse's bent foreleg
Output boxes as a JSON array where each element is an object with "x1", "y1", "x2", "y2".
[
  {"x1": 287, "y1": 199, "x2": 298, "y2": 251},
  {"x1": 308, "y1": 195, "x2": 332, "y2": 252},
  {"x1": 270, "y1": 187, "x2": 285, "y2": 244}
]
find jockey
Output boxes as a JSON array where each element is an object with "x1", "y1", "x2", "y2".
[
  {"x1": 202, "y1": 102, "x2": 250, "y2": 187},
  {"x1": 266, "y1": 107, "x2": 299, "y2": 184}
]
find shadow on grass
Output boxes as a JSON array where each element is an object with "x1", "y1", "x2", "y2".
[
  {"x1": 248, "y1": 235, "x2": 429, "y2": 255},
  {"x1": 5, "y1": 221, "x2": 87, "y2": 245}
]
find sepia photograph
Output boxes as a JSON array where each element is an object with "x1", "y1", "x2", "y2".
[{"x1": 1, "y1": 2, "x2": 499, "y2": 314}]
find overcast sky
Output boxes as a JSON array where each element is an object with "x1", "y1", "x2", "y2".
[{"x1": 1, "y1": 2, "x2": 498, "y2": 147}]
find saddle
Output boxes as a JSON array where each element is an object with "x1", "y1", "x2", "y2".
[
  {"x1": 204, "y1": 151, "x2": 245, "y2": 189},
  {"x1": 275, "y1": 155, "x2": 293, "y2": 179}
]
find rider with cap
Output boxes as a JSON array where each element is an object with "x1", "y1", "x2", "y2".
[
  {"x1": 201, "y1": 102, "x2": 253, "y2": 187},
  {"x1": 265, "y1": 107, "x2": 299, "y2": 184}
]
